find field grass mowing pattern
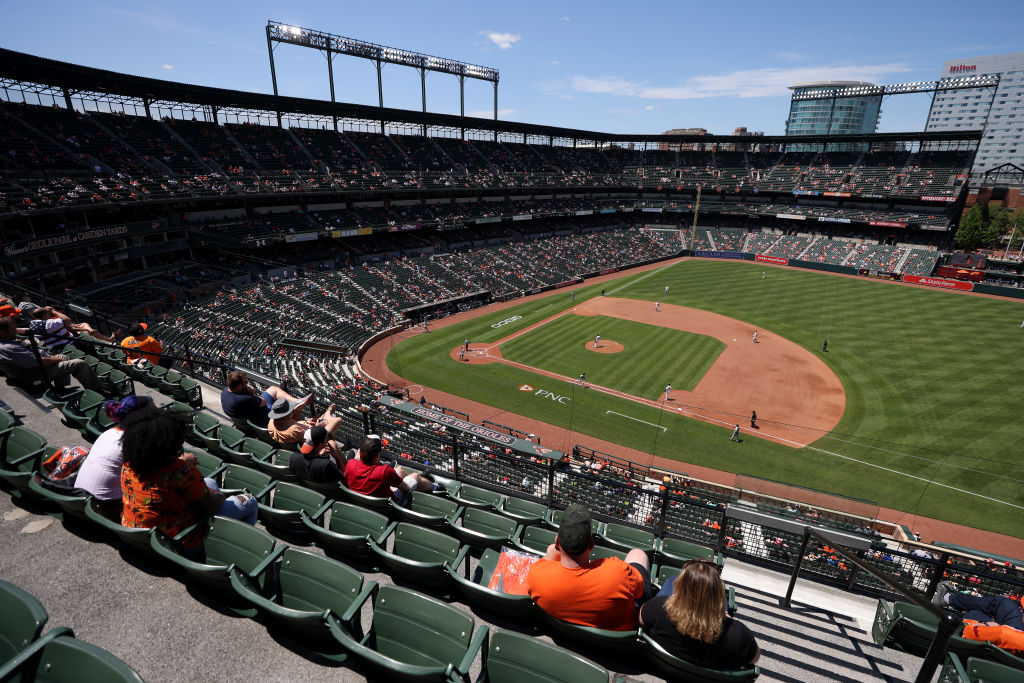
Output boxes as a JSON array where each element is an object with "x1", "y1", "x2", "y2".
[{"x1": 500, "y1": 315, "x2": 724, "y2": 396}]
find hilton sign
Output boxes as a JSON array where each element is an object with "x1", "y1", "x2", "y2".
[{"x1": 949, "y1": 64, "x2": 977, "y2": 73}]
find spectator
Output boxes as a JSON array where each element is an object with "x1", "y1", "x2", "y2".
[
  {"x1": 344, "y1": 434, "x2": 438, "y2": 505},
  {"x1": 75, "y1": 395, "x2": 155, "y2": 512},
  {"x1": 934, "y1": 581, "x2": 1024, "y2": 655},
  {"x1": 21, "y1": 306, "x2": 114, "y2": 351},
  {"x1": 267, "y1": 394, "x2": 338, "y2": 446},
  {"x1": 220, "y1": 370, "x2": 308, "y2": 428},
  {"x1": 121, "y1": 322, "x2": 164, "y2": 365},
  {"x1": 289, "y1": 425, "x2": 345, "y2": 484},
  {"x1": 526, "y1": 503, "x2": 651, "y2": 630},
  {"x1": 0, "y1": 316, "x2": 106, "y2": 393},
  {"x1": 640, "y1": 560, "x2": 760, "y2": 669},
  {"x1": 120, "y1": 408, "x2": 258, "y2": 552}
]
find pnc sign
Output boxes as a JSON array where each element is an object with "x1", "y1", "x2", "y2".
[
  {"x1": 949, "y1": 64, "x2": 976, "y2": 73},
  {"x1": 490, "y1": 315, "x2": 522, "y2": 328}
]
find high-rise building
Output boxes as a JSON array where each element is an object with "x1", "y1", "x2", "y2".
[
  {"x1": 785, "y1": 82, "x2": 882, "y2": 136},
  {"x1": 925, "y1": 51, "x2": 1024, "y2": 179}
]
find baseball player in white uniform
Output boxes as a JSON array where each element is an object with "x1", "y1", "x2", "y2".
[
  {"x1": 594, "y1": 335, "x2": 601, "y2": 348},
  {"x1": 665, "y1": 384, "x2": 672, "y2": 401},
  {"x1": 752, "y1": 330, "x2": 758, "y2": 343}
]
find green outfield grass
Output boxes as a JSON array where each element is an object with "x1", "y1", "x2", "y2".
[
  {"x1": 500, "y1": 314, "x2": 724, "y2": 395},
  {"x1": 386, "y1": 259, "x2": 1024, "y2": 538}
]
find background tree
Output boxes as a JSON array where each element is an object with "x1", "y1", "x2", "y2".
[{"x1": 955, "y1": 205, "x2": 984, "y2": 250}]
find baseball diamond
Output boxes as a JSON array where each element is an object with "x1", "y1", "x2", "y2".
[{"x1": 367, "y1": 257, "x2": 1024, "y2": 539}]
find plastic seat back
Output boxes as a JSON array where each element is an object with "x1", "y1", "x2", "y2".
[
  {"x1": 640, "y1": 630, "x2": 759, "y2": 681},
  {"x1": 484, "y1": 628, "x2": 609, "y2": 683},
  {"x1": 220, "y1": 464, "x2": 272, "y2": 496},
  {"x1": 498, "y1": 497, "x2": 547, "y2": 524},
  {"x1": 455, "y1": 483, "x2": 504, "y2": 509},
  {"x1": 17, "y1": 634, "x2": 144, "y2": 683},
  {"x1": 453, "y1": 508, "x2": 519, "y2": 550},
  {"x1": 372, "y1": 583, "x2": 476, "y2": 668},
  {"x1": 0, "y1": 579, "x2": 48, "y2": 662},
  {"x1": 392, "y1": 522, "x2": 462, "y2": 564},
  {"x1": 191, "y1": 449, "x2": 225, "y2": 478},
  {"x1": 202, "y1": 516, "x2": 278, "y2": 575},
  {"x1": 0, "y1": 427, "x2": 47, "y2": 490},
  {"x1": 515, "y1": 525, "x2": 557, "y2": 555},
  {"x1": 275, "y1": 546, "x2": 363, "y2": 615},
  {"x1": 602, "y1": 521, "x2": 657, "y2": 552},
  {"x1": 392, "y1": 492, "x2": 461, "y2": 528}
]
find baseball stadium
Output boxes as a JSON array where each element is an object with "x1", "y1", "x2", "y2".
[{"x1": 1, "y1": 15, "x2": 1023, "y2": 683}]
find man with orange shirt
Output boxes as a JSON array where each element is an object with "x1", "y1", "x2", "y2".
[
  {"x1": 526, "y1": 503, "x2": 651, "y2": 631},
  {"x1": 121, "y1": 322, "x2": 163, "y2": 364}
]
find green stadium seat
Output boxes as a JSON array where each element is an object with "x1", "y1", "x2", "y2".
[
  {"x1": 545, "y1": 508, "x2": 604, "y2": 535},
  {"x1": 871, "y1": 600, "x2": 989, "y2": 660},
  {"x1": 256, "y1": 481, "x2": 327, "y2": 539},
  {"x1": 600, "y1": 521, "x2": 657, "y2": 553},
  {"x1": 84, "y1": 406, "x2": 117, "y2": 441},
  {"x1": 481, "y1": 628, "x2": 609, "y2": 683},
  {"x1": 218, "y1": 464, "x2": 274, "y2": 499},
  {"x1": 0, "y1": 579, "x2": 49, "y2": 663},
  {"x1": 448, "y1": 507, "x2": 520, "y2": 551},
  {"x1": 0, "y1": 633, "x2": 144, "y2": 683},
  {"x1": 540, "y1": 610, "x2": 640, "y2": 656},
  {"x1": 174, "y1": 377, "x2": 204, "y2": 408},
  {"x1": 589, "y1": 545, "x2": 627, "y2": 561},
  {"x1": 103, "y1": 368, "x2": 133, "y2": 399},
  {"x1": 230, "y1": 546, "x2": 375, "y2": 655},
  {"x1": 369, "y1": 522, "x2": 468, "y2": 590},
  {"x1": 0, "y1": 427, "x2": 48, "y2": 492},
  {"x1": 26, "y1": 473, "x2": 90, "y2": 523},
  {"x1": 513, "y1": 525, "x2": 556, "y2": 555},
  {"x1": 657, "y1": 537, "x2": 724, "y2": 570},
  {"x1": 341, "y1": 484, "x2": 394, "y2": 517},
  {"x1": 83, "y1": 497, "x2": 157, "y2": 557},
  {"x1": 303, "y1": 501, "x2": 392, "y2": 561},
  {"x1": 495, "y1": 496, "x2": 547, "y2": 526},
  {"x1": 40, "y1": 386, "x2": 83, "y2": 409},
  {"x1": 150, "y1": 516, "x2": 283, "y2": 602},
  {"x1": 246, "y1": 418, "x2": 275, "y2": 445},
  {"x1": 59, "y1": 390, "x2": 106, "y2": 430},
  {"x1": 450, "y1": 547, "x2": 537, "y2": 621},
  {"x1": 0, "y1": 410, "x2": 13, "y2": 441},
  {"x1": 189, "y1": 449, "x2": 227, "y2": 479},
  {"x1": 449, "y1": 483, "x2": 505, "y2": 510},
  {"x1": 215, "y1": 426, "x2": 249, "y2": 464},
  {"x1": 250, "y1": 449, "x2": 300, "y2": 484},
  {"x1": 325, "y1": 583, "x2": 487, "y2": 682},
  {"x1": 390, "y1": 491, "x2": 462, "y2": 530},
  {"x1": 189, "y1": 412, "x2": 222, "y2": 450},
  {"x1": 639, "y1": 630, "x2": 760, "y2": 682}
]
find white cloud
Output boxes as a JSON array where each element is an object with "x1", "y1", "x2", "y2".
[
  {"x1": 644, "y1": 105, "x2": 656, "y2": 110},
  {"x1": 161, "y1": 64, "x2": 174, "y2": 70},
  {"x1": 775, "y1": 51, "x2": 807, "y2": 61},
  {"x1": 570, "y1": 63, "x2": 912, "y2": 100},
  {"x1": 468, "y1": 108, "x2": 518, "y2": 118},
  {"x1": 484, "y1": 31, "x2": 521, "y2": 50},
  {"x1": 549, "y1": 60, "x2": 559, "y2": 65},
  {"x1": 559, "y1": 16, "x2": 570, "y2": 22}
]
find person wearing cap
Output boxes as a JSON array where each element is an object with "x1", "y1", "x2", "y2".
[
  {"x1": 289, "y1": 425, "x2": 345, "y2": 484},
  {"x1": 121, "y1": 322, "x2": 163, "y2": 364},
  {"x1": 0, "y1": 316, "x2": 106, "y2": 393},
  {"x1": 221, "y1": 371, "x2": 308, "y2": 428},
  {"x1": 75, "y1": 395, "x2": 155, "y2": 510},
  {"x1": 525, "y1": 503, "x2": 651, "y2": 631},
  {"x1": 268, "y1": 394, "x2": 340, "y2": 447},
  {"x1": 344, "y1": 435, "x2": 438, "y2": 506}
]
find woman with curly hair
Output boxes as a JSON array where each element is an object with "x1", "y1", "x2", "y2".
[
  {"x1": 639, "y1": 560, "x2": 759, "y2": 670},
  {"x1": 120, "y1": 407, "x2": 257, "y2": 550}
]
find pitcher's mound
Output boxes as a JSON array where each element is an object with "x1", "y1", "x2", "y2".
[{"x1": 586, "y1": 340, "x2": 624, "y2": 354}]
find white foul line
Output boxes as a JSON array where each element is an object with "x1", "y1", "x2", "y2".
[{"x1": 606, "y1": 411, "x2": 668, "y2": 431}]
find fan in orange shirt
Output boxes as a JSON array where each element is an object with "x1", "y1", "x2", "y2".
[{"x1": 121, "y1": 322, "x2": 163, "y2": 363}]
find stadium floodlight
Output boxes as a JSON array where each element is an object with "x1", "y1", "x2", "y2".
[{"x1": 265, "y1": 20, "x2": 501, "y2": 134}]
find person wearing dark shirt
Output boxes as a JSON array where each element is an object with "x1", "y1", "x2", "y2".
[
  {"x1": 220, "y1": 370, "x2": 307, "y2": 427},
  {"x1": 640, "y1": 559, "x2": 759, "y2": 670},
  {"x1": 289, "y1": 426, "x2": 344, "y2": 483}
]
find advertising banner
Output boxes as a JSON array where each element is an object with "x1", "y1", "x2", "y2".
[
  {"x1": 695, "y1": 250, "x2": 745, "y2": 259},
  {"x1": 903, "y1": 275, "x2": 974, "y2": 291},
  {"x1": 818, "y1": 217, "x2": 852, "y2": 224},
  {"x1": 756, "y1": 254, "x2": 789, "y2": 265},
  {"x1": 921, "y1": 196, "x2": 956, "y2": 202},
  {"x1": 283, "y1": 232, "x2": 318, "y2": 243},
  {"x1": 869, "y1": 221, "x2": 907, "y2": 228},
  {"x1": 775, "y1": 213, "x2": 806, "y2": 221}
]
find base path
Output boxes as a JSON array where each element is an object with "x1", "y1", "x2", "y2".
[{"x1": 446, "y1": 296, "x2": 844, "y2": 448}]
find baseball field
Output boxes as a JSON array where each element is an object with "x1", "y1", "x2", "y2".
[{"x1": 382, "y1": 258, "x2": 1024, "y2": 539}]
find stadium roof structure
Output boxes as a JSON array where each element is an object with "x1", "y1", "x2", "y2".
[{"x1": 0, "y1": 48, "x2": 983, "y2": 149}]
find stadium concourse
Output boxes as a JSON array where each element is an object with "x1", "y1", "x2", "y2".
[{"x1": 1, "y1": 376, "x2": 929, "y2": 682}]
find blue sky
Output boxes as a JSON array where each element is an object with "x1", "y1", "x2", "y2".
[{"x1": 4, "y1": 0, "x2": 1020, "y2": 135}]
